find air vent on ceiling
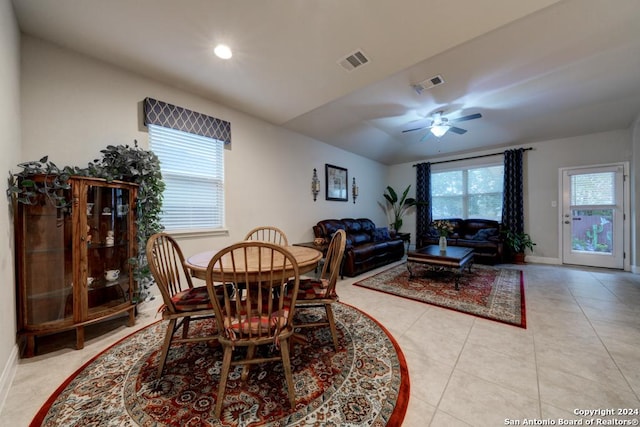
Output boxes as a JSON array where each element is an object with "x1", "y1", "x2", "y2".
[
  {"x1": 338, "y1": 49, "x2": 370, "y2": 72},
  {"x1": 411, "y1": 74, "x2": 445, "y2": 94}
]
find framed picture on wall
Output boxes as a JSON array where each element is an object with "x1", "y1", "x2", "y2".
[{"x1": 325, "y1": 164, "x2": 348, "y2": 201}]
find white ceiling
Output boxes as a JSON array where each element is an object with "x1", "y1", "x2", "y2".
[{"x1": 12, "y1": 0, "x2": 640, "y2": 165}]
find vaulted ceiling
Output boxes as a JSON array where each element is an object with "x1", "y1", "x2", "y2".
[{"x1": 12, "y1": 0, "x2": 640, "y2": 164}]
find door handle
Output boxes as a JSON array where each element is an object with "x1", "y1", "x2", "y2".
[
  {"x1": 564, "y1": 221, "x2": 570, "y2": 224},
  {"x1": 572, "y1": 217, "x2": 582, "y2": 221}
]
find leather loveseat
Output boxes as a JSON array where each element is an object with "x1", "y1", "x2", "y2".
[
  {"x1": 417, "y1": 218, "x2": 504, "y2": 264},
  {"x1": 313, "y1": 218, "x2": 405, "y2": 277}
]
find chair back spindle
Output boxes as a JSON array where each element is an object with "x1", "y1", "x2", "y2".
[{"x1": 244, "y1": 226, "x2": 289, "y2": 246}]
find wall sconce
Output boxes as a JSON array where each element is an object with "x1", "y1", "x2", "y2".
[
  {"x1": 352, "y1": 177, "x2": 358, "y2": 204},
  {"x1": 311, "y1": 168, "x2": 320, "y2": 201}
]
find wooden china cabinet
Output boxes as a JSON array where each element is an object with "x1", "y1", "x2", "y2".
[{"x1": 15, "y1": 175, "x2": 138, "y2": 357}]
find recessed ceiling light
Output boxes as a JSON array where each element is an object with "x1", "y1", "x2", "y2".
[{"x1": 214, "y1": 44, "x2": 232, "y2": 59}]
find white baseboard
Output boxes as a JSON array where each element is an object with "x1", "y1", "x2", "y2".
[
  {"x1": 527, "y1": 255, "x2": 639, "y2": 274},
  {"x1": 0, "y1": 344, "x2": 19, "y2": 415},
  {"x1": 525, "y1": 255, "x2": 561, "y2": 265}
]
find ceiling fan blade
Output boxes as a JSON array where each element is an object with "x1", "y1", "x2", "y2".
[
  {"x1": 402, "y1": 126, "x2": 429, "y2": 133},
  {"x1": 451, "y1": 113, "x2": 482, "y2": 123},
  {"x1": 449, "y1": 126, "x2": 467, "y2": 134},
  {"x1": 419, "y1": 131, "x2": 432, "y2": 142}
]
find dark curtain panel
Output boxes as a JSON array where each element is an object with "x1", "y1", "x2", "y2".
[
  {"x1": 416, "y1": 162, "x2": 432, "y2": 241},
  {"x1": 143, "y1": 97, "x2": 231, "y2": 144},
  {"x1": 502, "y1": 148, "x2": 525, "y2": 233}
]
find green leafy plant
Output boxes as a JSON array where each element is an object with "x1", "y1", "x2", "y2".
[
  {"x1": 7, "y1": 157, "x2": 73, "y2": 207},
  {"x1": 503, "y1": 229, "x2": 536, "y2": 253},
  {"x1": 8, "y1": 141, "x2": 165, "y2": 302},
  {"x1": 383, "y1": 185, "x2": 417, "y2": 232}
]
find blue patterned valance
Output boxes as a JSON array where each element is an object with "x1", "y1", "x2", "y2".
[{"x1": 143, "y1": 97, "x2": 231, "y2": 144}]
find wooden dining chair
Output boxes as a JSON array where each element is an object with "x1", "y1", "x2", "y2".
[
  {"x1": 146, "y1": 232, "x2": 220, "y2": 379},
  {"x1": 204, "y1": 241, "x2": 301, "y2": 419},
  {"x1": 288, "y1": 228, "x2": 346, "y2": 351},
  {"x1": 244, "y1": 225, "x2": 289, "y2": 246}
]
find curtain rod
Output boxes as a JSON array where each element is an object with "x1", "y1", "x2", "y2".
[{"x1": 413, "y1": 147, "x2": 533, "y2": 166}]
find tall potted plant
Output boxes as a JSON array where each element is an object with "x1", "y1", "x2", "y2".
[{"x1": 383, "y1": 185, "x2": 417, "y2": 232}]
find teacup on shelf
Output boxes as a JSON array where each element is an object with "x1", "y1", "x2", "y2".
[{"x1": 104, "y1": 269, "x2": 120, "y2": 281}]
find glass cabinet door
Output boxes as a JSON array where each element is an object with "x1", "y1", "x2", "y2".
[
  {"x1": 21, "y1": 191, "x2": 73, "y2": 325},
  {"x1": 86, "y1": 184, "x2": 132, "y2": 314}
]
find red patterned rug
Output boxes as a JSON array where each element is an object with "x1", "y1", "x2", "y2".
[
  {"x1": 355, "y1": 263, "x2": 526, "y2": 328},
  {"x1": 31, "y1": 303, "x2": 409, "y2": 426}
]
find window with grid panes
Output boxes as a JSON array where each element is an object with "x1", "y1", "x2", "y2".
[{"x1": 431, "y1": 164, "x2": 504, "y2": 221}]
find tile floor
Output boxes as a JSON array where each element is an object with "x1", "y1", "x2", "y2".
[{"x1": 1, "y1": 261, "x2": 640, "y2": 426}]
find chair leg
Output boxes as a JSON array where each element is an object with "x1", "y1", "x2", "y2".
[
  {"x1": 325, "y1": 304, "x2": 339, "y2": 351},
  {"x1": 280, "y1": 338, "x2": 296, "y2": 409},
  {"x1": 157, "y1": 319, "x2": 177, "y2": 378},
  {"x1": 280, "y1": 339, "x2": 296, "y2": 409},
  {"x1": 241, "y1": 344, "x2": 256, "y2": 381},
  {"x1": 215, "y1": 345, "x2": 233, "y2": 419},
  {"x1": 182, "y1": 317, "x2": 191, "y2": 339}
]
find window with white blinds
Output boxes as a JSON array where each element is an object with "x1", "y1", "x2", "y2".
[{"x1": 148, "y1": 124, "x2": 224, "y2": 231}]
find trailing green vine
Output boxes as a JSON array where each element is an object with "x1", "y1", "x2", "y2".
[
  {"x1": 7, "y1": 141, "x2": 165, "y2": 302},
  {"x1": 7, "y1": 157, "x2": 73, "y2": 207}
]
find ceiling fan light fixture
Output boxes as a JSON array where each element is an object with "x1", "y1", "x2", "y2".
[
  {"x1": 214, "y1": 44, "x2": 232, "y2": 59},
  {"x1": 431, "y1": 125, "x2": 449, "y2": 137}
]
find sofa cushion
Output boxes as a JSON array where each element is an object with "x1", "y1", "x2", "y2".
[
  {"x1": 350, "y1": 232, "x2": 372, "y2": 245},
  {"x1": 463, "y1": 219, "x2": 500, "y2": 235},
  {"x1": 342, "y1": 218, "x2": 374, "y2": 245},
  {"x1": 373, "y1": 227, "x2": 391, "y2": 242},
  {"x1": 471, "y1": 228, "x2": 498, "y2": 240},
  {"x1": 350, "y1": 242, "x2": 377, "y2": 259},
  {"x1": 342, "y1": 218, "x2": 361, "y2": 232}
]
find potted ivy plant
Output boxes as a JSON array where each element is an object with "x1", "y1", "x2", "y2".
[
  {"x1": 503, "y1": 229, "x2": 536, "y2": 264},
  {"x1": 383, "y1": 185, "x2": 417, "y2": 233}
]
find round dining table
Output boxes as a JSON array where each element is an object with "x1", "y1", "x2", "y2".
[{"x1": 185, "y1": 245, "x2": 323, "y2": 281}]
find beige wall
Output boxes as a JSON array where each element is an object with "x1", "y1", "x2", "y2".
[
  {"x1": 0, "y1": 0, "x2": 22, "y2": 409},
  {"x1": 389, "y1": 129, "x2": 634, "y2": 263},
  {"x1": 20, "y1": 36, "x2": 390, "y2": 256}
]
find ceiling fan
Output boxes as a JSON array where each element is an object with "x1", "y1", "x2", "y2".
[{"x1": 402, "y1": 111, "x2": 482, "y2": 138}]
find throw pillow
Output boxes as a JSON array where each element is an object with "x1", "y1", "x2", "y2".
[
  {"x1": 471, "y1": 228, "x2": 497, "y2": 240},
  {"x1": 373, "y1": 227, "x2": 391, "y2": 242}
]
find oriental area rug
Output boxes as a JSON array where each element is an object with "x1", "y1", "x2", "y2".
[
  {"x1": 355, "y1": 263, "x2": 526, "y2": 328},
  {"x1": 31, "y1": 303, "x2": 409, "y2": 427}
]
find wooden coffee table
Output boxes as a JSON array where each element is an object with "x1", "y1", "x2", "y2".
[{"x1": 406, "y1": 246, "x2": 474, "y2": 290}]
